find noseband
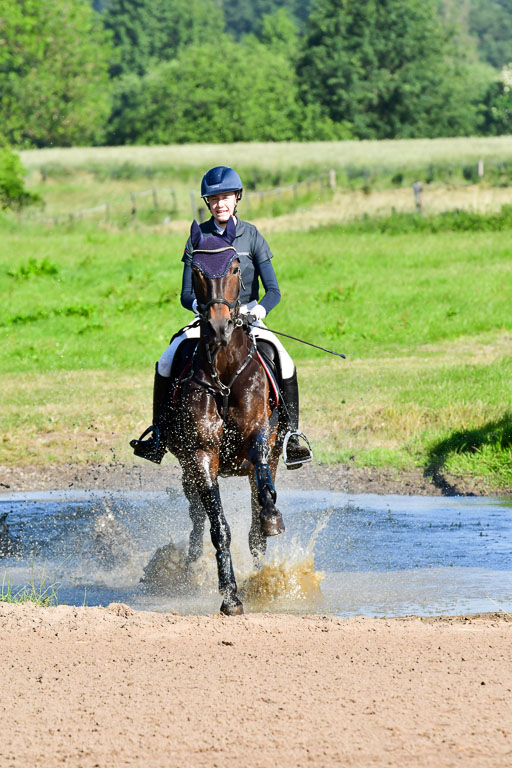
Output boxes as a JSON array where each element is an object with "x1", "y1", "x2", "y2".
[{"x1": 196, "y1": 293, "x2": 241, "y2": 322}]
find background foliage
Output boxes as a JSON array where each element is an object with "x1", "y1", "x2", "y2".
[
  {"x1": 0, "y1": 0, "x2": 113, "y2": 147},
  {"x1": 2, "y1": 0, "x2": 512, "y2": 148}
]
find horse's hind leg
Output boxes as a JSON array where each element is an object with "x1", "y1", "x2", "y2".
[{"x1": 182, "y1": 474, "x2": 206, "y2": 566}]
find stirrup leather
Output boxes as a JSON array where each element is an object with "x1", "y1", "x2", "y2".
[{"x1": 282, "y1": 430, "x2": 313, "y2": 467}]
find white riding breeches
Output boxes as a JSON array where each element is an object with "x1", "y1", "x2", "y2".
[{"x1": 158, "y1": 306, "x2": 295, "y2": 380}]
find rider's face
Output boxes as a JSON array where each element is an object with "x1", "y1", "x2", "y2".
[{"x1": 208, "y1": 192, "x2": 237, "y2": 225}]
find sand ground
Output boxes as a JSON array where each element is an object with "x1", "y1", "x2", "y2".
[{"x1": 0, "y1": 604, "x2": 510, "y2": 768}]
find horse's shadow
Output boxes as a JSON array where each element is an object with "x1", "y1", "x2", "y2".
[{"x1": 423, "y1": 412, "x2": 512, "y2": 496}]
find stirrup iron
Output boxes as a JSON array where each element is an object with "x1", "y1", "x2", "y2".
[
  {"x1": 282, "y1": 430, "x2": 313, "y2": 467},
  {"x1": 130, "y1": 425, "x2": 166, "y2": 464}
]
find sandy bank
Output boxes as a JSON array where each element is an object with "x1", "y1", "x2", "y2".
[
  {"x1": 0, "y1": 460, "x2": 503, "y2": 496},
  {"x1": 0, "y1": 604, "x2": 510, "y2": 767}
]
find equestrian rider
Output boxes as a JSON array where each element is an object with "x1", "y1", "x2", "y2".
[{"x1": 130, "y1": 165, "x2": 313, "y2": 468}]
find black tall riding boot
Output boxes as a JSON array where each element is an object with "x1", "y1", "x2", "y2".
[
  {"x1": 130, "y1": 363, "x2": 172, "y2": 464},
  {"x1": 280, "y1": 369, "x2": 313, "y2": 469}
]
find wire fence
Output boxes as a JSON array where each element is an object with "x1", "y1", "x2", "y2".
[
  {"x1": 190, "y1": 171, "x2": 336, "y2": 221},
  {"x1": 25, "y1": 171, "x2": 337, "y2": 226},
  {"x1": 32, "y1": 187, "x2": 179, "y2": 225}
]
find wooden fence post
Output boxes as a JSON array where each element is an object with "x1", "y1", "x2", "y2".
[
  {"x1": 152, "y1": 187, "x2": 158, "y2": 209},
  {"x1": 130, "y1": 193, "x2": 137, "y2": 218},
  {"x1": 412, "y1": 181, "x2": 423, "y2": 214},
  {"x1": 328, "y1": 168, "x2": 337, "y2": 191},
  {"x1": 478, "y1": 160, "x2": 484, "y2": 179}
]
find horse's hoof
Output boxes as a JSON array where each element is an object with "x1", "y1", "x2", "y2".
[
  {"x1": 260, "y1": 511, "x2": 285, "y2": 537},
  {"x1": 220, "y1": 597, "x2": 244, "y2": 616}
]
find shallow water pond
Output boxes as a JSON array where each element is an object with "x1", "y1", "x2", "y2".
[{"x1": 1, "y1": 483, "x2": 511, "y2": 617}]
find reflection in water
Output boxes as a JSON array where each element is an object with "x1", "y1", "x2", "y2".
[{"x1": 1, "y1": 486, "x2": 511, "y2": 617}]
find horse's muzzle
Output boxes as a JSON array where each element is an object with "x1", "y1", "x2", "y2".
[{"x1": 207, "y1": 317, "x2": 234, "y2": 347}]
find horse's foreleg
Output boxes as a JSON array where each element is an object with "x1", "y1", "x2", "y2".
[
  {"x1": 248, "y1": 432, "x2": 284, "y2": 538},
  {"x1": 191, "y1": 455, "x2": 242, "y2": 615}
]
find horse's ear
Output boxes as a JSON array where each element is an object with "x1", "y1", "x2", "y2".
[
  {"x1": 190, "y1": 219, "x2": 203, "y2": 249},
  {"x1": 224, "y1": 216, "x2": 236, "y2": 244}
]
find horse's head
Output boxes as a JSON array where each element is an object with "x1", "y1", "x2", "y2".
[{"x1": 190, "y1": 217, "x2": 241, "y2": 348}]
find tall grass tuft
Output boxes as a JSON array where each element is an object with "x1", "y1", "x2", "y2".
[{"x1": 1, "y1": 573, "x2": 60, "y2": 606}]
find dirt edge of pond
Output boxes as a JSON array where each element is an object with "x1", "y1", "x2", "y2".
[
  {"x1": 0, "y1": 460, "x2": 509, "y2": 497},
  {"x1": 1, "y1": 604, "x2": 511, "y2": 768}
]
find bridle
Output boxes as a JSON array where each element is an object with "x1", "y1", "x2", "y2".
[
  {"x1": 191, "y1": 259, "x2": 254, "y2": 421},
  {"x1": 193, "y1": 254, "x2": 245, "y2": 327},
  {"x1": 196, "y1": 293, "x2": 241, "y2": 322}
]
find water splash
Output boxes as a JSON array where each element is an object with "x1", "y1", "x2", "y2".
[
  {"x1": 240, "y1": 511, "x2": 331, "y2": 611},
  {"x1": 140, "y1": 541, "x2": 218, "y2": 595}
]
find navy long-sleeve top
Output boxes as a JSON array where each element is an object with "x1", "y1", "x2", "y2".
[{"x1": 181, "y1": 217, "x2": 281, "y2": 314}]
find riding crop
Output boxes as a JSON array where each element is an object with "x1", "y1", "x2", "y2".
[{"x1": 245, "y1": 317, "x2": 346, "y2": 359}]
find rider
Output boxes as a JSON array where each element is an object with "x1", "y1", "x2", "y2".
[{"x1": 130, "y1": 165, "x2": 313, "y2": 468}]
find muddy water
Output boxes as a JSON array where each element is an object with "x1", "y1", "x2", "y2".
[{"x1": 1, "y1": 484, "x2": 511, "y2": 617}]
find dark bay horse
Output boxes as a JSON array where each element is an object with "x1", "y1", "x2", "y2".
[{"x1": 166, "y1": 219, "x2": 284, "y2": 615}]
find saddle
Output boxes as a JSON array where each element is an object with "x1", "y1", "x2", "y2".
[{"x1": 170, "y1": 337, "x2": 280, "y2": 411}]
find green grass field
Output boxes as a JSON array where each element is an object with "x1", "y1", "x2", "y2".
[
  {"x1": 2, "y1": 206, "x2": 512, "y2": 489},
  {"x1": 17, "y1": 135, "x2": 512, "y2": 224},
  {"x1": 19, "y1": 136, "x2": 512, "y2": 176}
]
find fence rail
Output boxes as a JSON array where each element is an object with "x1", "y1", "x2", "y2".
[
  {"x1": 29, "y1": 187, "x2": 179, "y2": 225},
  {"x1": 189, "y1": 172, "x2": 335, "y2": 221},
  {"x1": 25, "y1": 172, "x2": 336, "y2": 226}
]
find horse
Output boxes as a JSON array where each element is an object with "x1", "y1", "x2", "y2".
[{"x1": 165, "y1": 219, "x2": 285, "y2": 615}]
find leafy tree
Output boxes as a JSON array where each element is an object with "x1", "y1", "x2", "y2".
[
  {"x1": 0, "y1": 0, "x2": 112, "y2": 147},
  {"x1": 259, "y1": 8, "x2": 301, "y2": 61},
  {"x1": 479, "y1": 65, "x2": 512, "y2": 134},
  {"x1": 107, "y1": 36, "x2": 302, "y2": 143},
  {"x1": 468, "y1": 0, "x2": 512, "y2": 69},
  {"x1": 0, "y1": 145, "x2": 39, "y2": 209},
  {"x1": 102, "y1": 0, "x2": 224, "y2": 77},
  {"x1": 226, "y1": 0, "x2": 310, "y2": 39},
  {"x1": 298, "y1": 0, "x2": 479, "y2": 139}
]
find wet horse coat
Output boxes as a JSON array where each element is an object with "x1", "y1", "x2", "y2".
[{"x1": 166, "y1": 218, "x2": 285, "y2": 615}]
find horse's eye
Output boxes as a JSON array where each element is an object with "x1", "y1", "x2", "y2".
[{"x1": 233, "y1": 267, "x2": 239, "y2": 274}]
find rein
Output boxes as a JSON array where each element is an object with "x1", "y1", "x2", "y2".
[{"x1": 205, "y1": 337, "x2": 256, "y2": 421}]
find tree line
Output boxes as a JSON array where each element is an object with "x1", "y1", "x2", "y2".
[{"x1": 1, "y1": 0, "x2": 512, "y2": 148}]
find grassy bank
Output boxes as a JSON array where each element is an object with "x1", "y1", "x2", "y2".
[{"x1": 1, "y1": 212, "x2": 511, "y2": 489}]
